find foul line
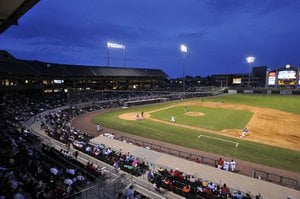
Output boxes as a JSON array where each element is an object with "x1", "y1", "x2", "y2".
[{"x1": 197, "y1": 134, "x2": 239, "y2": 148}]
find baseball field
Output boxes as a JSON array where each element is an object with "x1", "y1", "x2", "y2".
[{"x1": 92, "y1": 94, "x2": 300, "y2": 173}]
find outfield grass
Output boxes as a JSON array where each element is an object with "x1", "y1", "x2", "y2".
[
  {"x1": 204, "y1": 94, "x2": 300, "y2": 114},
  {"x1": 150, "y1": 106, "x2": 253, "y2": 130},
  {"x1": 92, "y1": 94, "x2": 300, "y2": 173}
]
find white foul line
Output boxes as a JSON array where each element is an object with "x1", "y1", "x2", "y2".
[{"x1": 197, "y1": 134, "x2": 239, "y2": 147}]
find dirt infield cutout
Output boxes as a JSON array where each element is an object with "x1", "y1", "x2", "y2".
[
  {"x1": 117, "y1": 102, "x2": 300, "y2": 151},
  {"x1": 185, "y1": 112, "x2": 205, "y2": 117},
  {"x1": 119, "y1": 112, "x2": 150, "y2": 121}
]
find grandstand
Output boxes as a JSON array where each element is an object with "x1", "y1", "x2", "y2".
[{"x1": 0, "y1": 50, "x2": 168, "y2": 91}]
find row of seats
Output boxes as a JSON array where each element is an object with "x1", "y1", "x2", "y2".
[{"x1": 147, "y1": 167, "x2": 254, "y2": 199}]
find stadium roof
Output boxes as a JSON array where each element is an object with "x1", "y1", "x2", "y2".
[
  {"x1": 0, "y1": 50, "x2": 168, "y2": 78},
  {"x1": 0, "y1": 0, "x2": 40, "y2": 34}
]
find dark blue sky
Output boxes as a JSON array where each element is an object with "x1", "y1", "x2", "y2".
[{"x1": 1, "y1": 0, "x2": 300, "y2": 78}]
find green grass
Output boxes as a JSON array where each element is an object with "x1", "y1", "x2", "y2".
[
  {"x1": 150, "y1": 106, "x2": 253, "y2": 130},
  {"x1": 204, "y1": 94, "x2": 300, "y2": 114},
  {"x1": 92, "y1": 94, "x2": 300, "y2": 173}
]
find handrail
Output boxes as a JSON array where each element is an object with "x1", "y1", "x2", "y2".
[
  {"x1": 118, "y1": 135, "x2": 217, "y2": 167},
  {"x1": 253, "y1": 169, "x2": 299, "y2": 190}
]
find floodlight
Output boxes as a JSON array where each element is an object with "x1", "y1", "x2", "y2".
[
  {"x1": 107, "y1": 42, "x2": 125, "y2": 49},
  {"x1": 180, "y1": 44, "x2": 187, "y2": 53},
  {"x1": 246, "y1": 56, "x2": 255, "y2": 64}
]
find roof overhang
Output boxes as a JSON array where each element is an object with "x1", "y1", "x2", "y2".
[{"x1": 0, "y1": 0, "x2": 40, "y2": 34}]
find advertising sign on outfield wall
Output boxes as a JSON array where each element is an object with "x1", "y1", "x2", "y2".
[
  {"x1": 244, "y1": 90, "x2": 254, "y2": 94},
  {"x1": 268, "y1": 72, "x2": 276, "y2": 85},
  {"x1": 228, "y1": 90, "x2": 237, "y2": 94}
]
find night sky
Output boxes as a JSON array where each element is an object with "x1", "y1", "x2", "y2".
[{"x1": 1, "y1": 0, "x2": 300, "y2": 78}]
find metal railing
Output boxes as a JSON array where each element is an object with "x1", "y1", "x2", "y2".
[
  {"x1": 252, "y1": 169, "x2": 299, "y2": 190},
  {"x1": 64, "y1": 175, "x2": 133, "y2": 199},
  {"x1": 118, "y1": 135, "x2": 217, "y2": 167},
  {"x1": 118, "y1": 135, "x2": 300, "y2": 191}
]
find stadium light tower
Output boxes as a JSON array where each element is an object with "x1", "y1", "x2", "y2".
[
  {"x1": 107, "y1": 42, "x2": 126, "y2": 67},
  {"x1": 180, "y1": 44, "x2": 188, "y2": 93},
  {"x1": 246, "y1": 56, "x2": 255, "y2": 87}
]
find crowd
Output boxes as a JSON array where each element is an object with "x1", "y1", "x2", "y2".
[
  {"x1": 43, "y1": 109, "x2": 149, "y2": 177},
  {"x1": 0, "y1": 93, "x2": 96, "y2": 198},
  {"x1": 0, "y1": 91, "x2": 153, "y2": 198},
  {"x1": 0, "y1": 91, "x2": 270, "y2": 199},
  {"x1": 147, "y1": 167, "x2": 255, "y2": 199},
  {"x1": 217, "y1": 158, "x2": 236, "y2": 172}
]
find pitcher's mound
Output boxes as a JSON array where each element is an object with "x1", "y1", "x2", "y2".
[{"x1": 185, "y1": 112, "x2": 205, "y2": 117}]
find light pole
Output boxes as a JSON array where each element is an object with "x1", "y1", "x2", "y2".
[
  {"x1": 246, "y1": 56, "x2": 255, "y2": 87},
  {"x1": 107, "y1": 44, "x2": 110, "y2": 66},
  {"x1": 122, "y1": 47, "x2": 126, "y2": 68},
  {"x1": 180, "y1": 44, "x2": 187, "y2": 93},
  {"x1": 107, "y1": 42, "x2": 126, "y2": 67}
]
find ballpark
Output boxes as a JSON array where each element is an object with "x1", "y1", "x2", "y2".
[{"x1": 2, "y1": 1, "x2": 300, "y2": 199}]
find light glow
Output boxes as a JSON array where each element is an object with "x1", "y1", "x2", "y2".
[
  {"x1": 180, "y1": 44, "x2": 187, "y2": 53},
  {"x1": 246, "y1": 56, "x2": 255, "y2": 64}
]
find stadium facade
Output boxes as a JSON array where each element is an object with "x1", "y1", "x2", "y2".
[
  {"x1": 0, "y1": 50, "x2": 168, "y2": 92},
  {"x1": 211, "y1": 65, "x2": 300, "y2": 89},
  {"x1": 210, "y1": 66, "x2": 267, "y2": 88},
  {"x1": 1, "y1": 50, "x2": 299, "y2": 93}
]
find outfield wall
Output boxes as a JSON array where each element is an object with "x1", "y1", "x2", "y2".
[{"x1": 227, "y1": 88, "x2": 300, "y2": 95}]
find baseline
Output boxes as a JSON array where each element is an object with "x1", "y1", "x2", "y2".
[{"x1": 197, "y1": 134, "x2": 239, "y2": 148}]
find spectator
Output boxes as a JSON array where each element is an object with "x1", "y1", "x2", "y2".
[
  {"x1": 221, "y1": 183, "x2": 231, "y2": 197},
  {"x1": 96, "y1": 123, "x2": 101, "y2": 133},
  {"x1": 113, "y1": 160, "x2": 120, "y2": 175},
  {"x1": 230, "y1": 159, "x2": 236, "y2": 172},
  {"x1": 147, "y1": 170, "x2": 154, "y2": 182},
  {"x1": 154, "y1": 175, "x2": 162, "y2": 192},
  {"x1": 232, "y1": 190, "x2": 243, "y2": 199},
  {"x1": 182, "y1": 184, "x2": 190, "y2": 196},
  {"x1": 74, "y1": 151, "x2": 79, "y2": 159},
  {"x1": 217, "y1": 157, "x2": 224, "y2": 169},
  {"x1": 223, "y1": 160, "x2": 230, "y2": 171},
  {"x1": 126, "y1": 185, "x2": 134, "y2": 199}
]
